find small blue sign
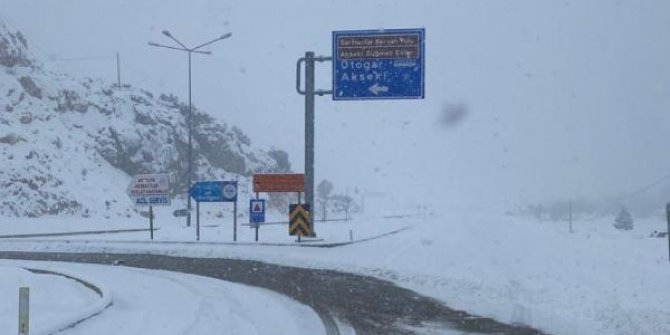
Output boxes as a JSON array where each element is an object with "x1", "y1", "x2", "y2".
[
  {"x1": 190, "y1": 181, "x2": 238, "y2": 202},
  {"x1": 333, "y1": 28, "x2": 425, "y2": 100},
  {"x1": 221, "y1": 181, "x2": 238, "y2": 202},
  {"x1": 249, "y1": 199, "x2": 265, "y2": 228},
  {"x1": 133, "y1": 194, "x2": 170, "y2": 206}
]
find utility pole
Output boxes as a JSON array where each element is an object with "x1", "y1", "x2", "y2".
[
  {"x1": 116, "y1": 52, "x2": 121, "y2": 87},
  {"x1": 149, "y1": 31, "x2": 232, "y2": 227},
  {"x1": 569, "y1": 201, "x2": 573, "y2": 233},
  {"x1": 666, "y1": 203, "x2": 670, "y2": 263}
]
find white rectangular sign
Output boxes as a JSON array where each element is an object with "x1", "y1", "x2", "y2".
[{"x1": 128, "y1": 173, "x2": 171, "y2": 207}]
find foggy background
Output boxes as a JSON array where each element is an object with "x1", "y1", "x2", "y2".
[{"x1": 3, "y1": 0, "x2": 670, "y2": 214}]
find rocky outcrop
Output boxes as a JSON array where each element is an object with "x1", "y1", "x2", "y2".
[{"x1": 0, "y1": 22, "x2": 289, "y2": 218}]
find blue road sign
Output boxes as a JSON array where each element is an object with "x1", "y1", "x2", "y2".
[
  {"x1": 190, "y1": 181, "x2": 238, "y2": 202},
  {"x1": 133, "y1": 194, "x2": 170, "y2": 206},
  {"x1": 221, "y1": 181, "x2": 238, "y2": 202},
  {"x1": 249, "y1": 199, "x2": 265, "y2": 228},
  {"x1": 190, "y1": 181, "x2": 223, "y2": 202},
  {"x1": 332, "y1": 28, "x2": 425, "y2": 100}
]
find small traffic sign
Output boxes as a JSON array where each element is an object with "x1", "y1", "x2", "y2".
[
  {"x1": 332, "y1": 28, "x2": 425, "y2": 100},
  {"x1": 127, "y1": 173, "x2": 171, "y2": 207},
  {"x1": 221, "y1": 181, "x2": 238, "y2": 202},
  {"x1": 289, "y1": 204, "x2": 311, "y2": 236},
  {"x1": 249, "y1": 199, "x2": 265, "y2": 228},
  {"x1": 190, "y1": 181, "x2": 237, "y2": 202}
]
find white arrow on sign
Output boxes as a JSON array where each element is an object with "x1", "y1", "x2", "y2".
[{"x1": 369, "y1": 83, "x2": 389, "y2": 95}]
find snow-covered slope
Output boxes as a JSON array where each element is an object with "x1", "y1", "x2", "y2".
[{"x1": 0, "y1": 20, "x2": 288, "y2": 218}]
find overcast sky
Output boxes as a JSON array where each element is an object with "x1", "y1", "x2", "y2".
[{"x1": 3, "y1": 0, "x2": 670, "y2": 211}]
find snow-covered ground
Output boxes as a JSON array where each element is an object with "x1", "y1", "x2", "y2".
[
  {"x1": 0, "y1": 260, "x2": 326, "y2": 335},
  {"x1": 1, "y1": 211, "x2": 669, "y2": 335}
]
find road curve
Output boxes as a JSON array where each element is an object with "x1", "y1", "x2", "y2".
[{"x1": 0, "y1": 251, "x2": 548, "y2": 335}]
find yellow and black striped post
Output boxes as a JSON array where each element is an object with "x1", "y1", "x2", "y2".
[{"x1": 289, "y1": 204, "x2": 311, "y2": 240}]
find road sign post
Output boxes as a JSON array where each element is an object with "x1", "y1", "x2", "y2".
[
  {"x1": 196, "y1": 201, "x2": 200, "y2": 241},
  {"x1": 127, "y1": 173, "x2": 171, "y2": 240},
  {"x1": 295, "y1": 28, "x2": 425, "y2": 237},
  {"x1": 250, "y1": 199, "x2": 266, "y2": 242},
  {"x1": 297, "y1": 52, "x2": 331, "y2": 237},
  {"x1": 190, "y1": 181, "x2": 238, "y2": 241},
  {"x1": 667, "y1": 203, "x2": 670, "y2": 263},
  {"x1": 233, "y1": 198, "x2": 238, "y2": 242},
  {"x1": 149, "y1": 205, "x2": 154, "y2": 240}
]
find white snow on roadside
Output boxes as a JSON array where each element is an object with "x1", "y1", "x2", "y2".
[
  {"x1": 0, "y1": 260, "x2": 325, "y2": 335},
  {"x1": 2, "y1": 211, "x2": 670, "y2": 335},
  {"x1": 0, "y1": 264, "x2": 100, "y2": 335}
]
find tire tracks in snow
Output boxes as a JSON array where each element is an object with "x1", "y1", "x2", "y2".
[{"x1": 0, "y1": 251, "x2": 549, "y2": 335}]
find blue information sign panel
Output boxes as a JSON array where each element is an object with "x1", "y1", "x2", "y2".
[
  {"x1": 249, "y1": 199, "x2": 265, "y2": 228},
  {"x1": 332, "y1": 28, "x2": 425, "y2": 100},
  {"x1": 220, "y1": 181, "x2": 238, "y2": 202},
  {"x1": 190, "y1": 181, "x2": 238, "y2": 202}
]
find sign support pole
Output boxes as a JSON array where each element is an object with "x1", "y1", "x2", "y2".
[
  {"x1": 304, "y1": 51, "x2": 316, "y2": 237},
  {"x1": 666, "y1": 203, "x2": 670, "y2": 263},
  {"x1": 233, "y1": 200, "x2": 238, "y2": 242},
  {"x1": 149, "y1": 205, "x2": 154, "y2": 240},
  {"x1": 255, "y1": 192, "x2": 259, "y2": 242},
  {"x1": 297, "y1": 53, "x2": 332, "y2": 237},
  {"x1": 196, "y1": 201, "x2": 200, "y2": 241}
]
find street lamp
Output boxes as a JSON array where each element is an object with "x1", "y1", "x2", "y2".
[{"x1": 149, "y1": 30, "x2": 232, "y2": 227}]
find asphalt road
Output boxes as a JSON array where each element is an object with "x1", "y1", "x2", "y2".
[{"x1": 0, "y1": 251, "x2": 548, "y2": 335}]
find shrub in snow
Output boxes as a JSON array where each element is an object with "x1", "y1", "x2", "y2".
[{"x1": 613, "y1": 207, "x2": 634, "y2": 231}]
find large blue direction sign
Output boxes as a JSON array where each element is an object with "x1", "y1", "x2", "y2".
[
  {"x1": 190, "y1": 181, "x2": 238, "y2": 202},
  {"x1": 332, "y1": 28, "x2": 425, "y2": 100}
]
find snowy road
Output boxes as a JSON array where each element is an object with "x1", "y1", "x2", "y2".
[
  {"x1": 1, "y1": 260, "x2": 327, "y2": 335},
  {"x1": 0, "y1": 251, "x2": 546, "y2": 335}
]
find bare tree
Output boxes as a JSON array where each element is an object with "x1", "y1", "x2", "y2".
[
  {"x1": 316, "y1": 179, "x2": 333, "y2": 221},
  {"x1": 332, "y1": 193, "x2": 357, "y2": 221}
]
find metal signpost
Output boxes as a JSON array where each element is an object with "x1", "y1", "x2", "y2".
[
  {"x1": 296, "y1": 28, "x2": 425, "y2": 236},
  {"x1": 127, "y1": 173, "x2": 171, "y2": 240},
  {"x1": 332, "y1": 28, "x2": 425, "y2": 100},
  {"x1": 249, "y1": 199, "x2": 265, "y2": 241},
  {"x1": 666, "y1": 203, "x2": 670, "y2": 263},
  {"x1": 190, "y1": 181, "x2": 238, "y2": 241}
]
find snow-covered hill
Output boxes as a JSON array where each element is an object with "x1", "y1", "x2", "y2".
[{"x1": 0, "y1": 20, "x2": 289, "y2": 218}]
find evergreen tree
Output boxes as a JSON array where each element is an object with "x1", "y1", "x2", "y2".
[{"x1": 613, "y1": 207, "x2": 634, "y2": 231}]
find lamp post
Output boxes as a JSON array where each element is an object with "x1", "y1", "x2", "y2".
[{"x1": 149, "y1": 30, "x2": 232, "y2": 227}]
